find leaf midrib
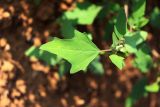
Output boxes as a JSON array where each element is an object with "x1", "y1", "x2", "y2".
[{"x1": 52, "y1": 47, "x2": 99, "y2": 53}]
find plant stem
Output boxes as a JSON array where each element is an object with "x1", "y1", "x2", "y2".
[
  {"x1": 124, "y1": 0, "x2": 129, "y2": 19},
  {"x1": 124, "y1": 0, "x2": 133, "y2": 31},
  {"x1": 100, "y1": 49, "x2": 112, "y2": 52}
]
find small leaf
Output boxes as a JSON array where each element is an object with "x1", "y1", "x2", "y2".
[
  {"x1": 40, "y1": 30, "x2": 100, "y2": 74},
  {"x1": 124, "y1": 31, "x2": 148, "y2": 53},
  {"x1": 112, "y1": 32, "x2": 119, "y2": 47},
  {"x1": 109, "y1": 54, "x2": 125, "y2": 70},
  {"x1": 138, "y1": 17, "x2": 149, "y2": 27},
  {"x1": 145, "y1": 83, "x2": 159, "y2": 93},
  {"x1": 129, "y1": 0, "x2": 147, "y2": 29},
  {"x1": 133, "y1": 31, "x2": 148, "y2": 45},
  {"x1": 132, "y1": 0, "x2": 146, "y2": 18},
  {"x1": 125, "y1": 40, "x2": 137, "y2": 53},
  {"x1": 129, "y1": 17, "x2": 149, "y2": 29},
  {"x1": 114, "y1": 9, "x2": 127, "y2": 39},
  {"x1": 63, "y1": 1, "x2": 102, "y2": 25}
]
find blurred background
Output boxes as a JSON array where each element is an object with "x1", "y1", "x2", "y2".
[{"x1": 0, "y1": 0, "x2": 160, "y2": 107}]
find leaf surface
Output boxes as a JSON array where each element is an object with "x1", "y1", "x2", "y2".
[
  {"x1": 60, "y1": 20, "x2": 75, "y2": 39},
  {"x1": 150, "y1": 7, "x2": 160, "y2": 28},
  {"x1": 40, "y1": 30, "x2": 100, "y2": 73},
  {"x1": 109, "y1": 54, "x2": 125, "y2": 70},
  {"x1": 114, "y1": 9, "x2": 127, "y2": 39},
  {"x1": 133, "y1": 44, "x2": 153, "y2": 73},
  {"x1": 124, "y1": 31, "x2": 148, "y2": 53},
  {"x1": 132, "y1": 0, "x2": 146, "y2": 18},
  {"x1": 63, "y1": 1, "x2": 102, "y2": 25},
  {"x1": 145, "y1": 83, "x2": 159, "y2": 93}
]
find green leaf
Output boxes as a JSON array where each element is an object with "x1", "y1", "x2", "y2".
[
  {"x1": 132, "y1": 31, "x2": 148, "y2": 45},
  {"x1": 40, "y1": 30, "x2": 100, "y2": 74},
  {"x1": 109, "y1": 54, "x2": 125, "y2": 70},
  {"x1": 104, "y1": 17, "x2": 116, "y2": 40},
  {"x1": 125, "y1": 77, "x2": 148, "y2": 107},
  {"x1": 124, "y1": 31, "x2": 148, "y2": 53},
  {"x1": 112, "y1": 32, "x2": 119, "y2": 47},
  {"x1": 134, "y1": 54, "x2": 153, "y2": 73},
  {"x1": 88, "y1": 56, "x2": 104, "y2": 75},
  {"x1": 114, "y1": 9, "x2": 127, "y2": 39},
  {"x1": 129, "y1": 0, "x2": 147, "y2": 29},
  {"x1": 25, "y1": 46, "x2": 60, "y2": 66},
  {"x1": 128, "y1": 17, "x2": 149, "y2": 29},
  {"x1": 150, "y1": 7, "x2": 160, "y2": 28},
  {"x1": 60, "y1": 20, "x2": 75, "y2": 39},
  {"x1": 132, "y1": 0, "x2": 146, "y2": 18},
  {"x1": 63, "y1": 1, "x2": 102, "y2": 25},
  {"x1": 125, "y1": 40, "x2": 137, "y2": 53},
  {"x1": 145, "y1": 83, "x2": 159, "y2": 93},
  {"x1": 58, "y1": 60, "x2": 71, "y2": 77},
  {"x1": 133, "y1": 44, "x2": 153, "y2": 73},
  {"x1": 138, "y1": 17, "x2": 149, "y2": 28}
]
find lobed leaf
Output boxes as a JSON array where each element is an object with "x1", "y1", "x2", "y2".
[{"x1": 40, "y1": 30, "x2": 100, "y2": 74}]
